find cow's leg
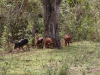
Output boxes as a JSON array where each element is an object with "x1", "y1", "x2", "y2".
[
  {"x1": 43, "y1": 40, "x2": 46, "y2": 49},
  {"x1": 65, "y1": 40, "x2": 67, "y2": 46},
  {"x1": 43, "y1": 43, "x2": 46, "y2": 49},
  {"x1": 26, "y1": 44, "x2": 30, "y2": 51},
  {"x1": 18, "y1": 47, "x2": 20, "y2": 52},
  {"x1": 21, "y1": 47, "x2": 25, "y2": 51},
  {"x1": 67, "y1": 42, "x2": 69, "y2": 46},
  {"x1": 50, "y1": 43, "x2": 53, "y2": 48}
]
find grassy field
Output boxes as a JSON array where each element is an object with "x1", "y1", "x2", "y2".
[{"x1": 0, "y1": 41, "x2": 100, "y2": 75}]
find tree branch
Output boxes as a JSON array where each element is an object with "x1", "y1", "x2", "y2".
[{"x1": 19, "y1": 0, "x2": 28, "y2": 15}]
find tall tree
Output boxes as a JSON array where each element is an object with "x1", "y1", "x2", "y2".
[{"x1": 41, "y1": 0, "x2": 62, "y2": 49}]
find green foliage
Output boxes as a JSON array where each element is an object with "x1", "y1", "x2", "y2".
[
  {"x1": 10, "y1": 16, "x2": 28, "y2": 41},
  {"x1": 26, "y1": 0, "x2": 43, "y2": 34},
  {"x1": 0, "y1": 0, "x2": 43, "y2": 47},
  {"x1": 60, "y1": 0, "x2": 99, "y2": 41},
  {"x1": 66, "y1": 0, "x2": 85, "y2": 7}
]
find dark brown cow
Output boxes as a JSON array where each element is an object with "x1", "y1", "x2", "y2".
[
  {"x1": 43, "y1": 37, "x2": 53, "y2": 49},
  {"x1": 35, "y1": 37, "x2": 43, "y2": 48},
  {"x1": 14, "y1": 39, "x2": 30, "y2": 51},
  {"x1": 64, "y1": 35, "x2": 72, "y2": 46}
]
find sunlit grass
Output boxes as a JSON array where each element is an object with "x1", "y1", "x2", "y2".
[{"x1": 0, "y1": 41, "x2": 100, "y2": 75}]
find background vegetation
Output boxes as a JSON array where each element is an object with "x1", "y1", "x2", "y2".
[{"x1": 0, "y1": 0, "x2": 100, "y2": 47}]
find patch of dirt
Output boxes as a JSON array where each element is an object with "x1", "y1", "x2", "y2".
[
  {"x1": 22, "y1": 59, "x2": 33, "y2": 62},
  {"x1": 70, "y1": 67, "x2": 100, "y2": 74},
  {"x1": 88, "y1": 68, "x2": 100, "y2": 73},
  {"x1": 87, "y1": 51, "x2": 94, "y2": 54}
]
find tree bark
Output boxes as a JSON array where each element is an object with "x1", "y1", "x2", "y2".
[
  {"x1": 41, "y1": 0, "x2": 62, "y2": 49},
  {"x1": 32, "y1": 26, "x2": 35, "y2": 46}
]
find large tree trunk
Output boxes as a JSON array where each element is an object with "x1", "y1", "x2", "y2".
[{"x1": 41, "y1": 0, "x2": 62, "y2": 49}]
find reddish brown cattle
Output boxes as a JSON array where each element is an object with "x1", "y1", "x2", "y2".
[
  {"x1": 43, "y1": 37, "x2": 53, "y2": 49},
  {"x1": 35, "y1": 37, "x2": 43, "y2": 48},
  {"x1": 64, "y1": 35, "x2": 72, "y2": 46}
]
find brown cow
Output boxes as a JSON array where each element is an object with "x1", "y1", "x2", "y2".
[
  {"x1": 64, "y1": 35, "x2": 72, "y2": 46},
  {"x1": 43, "y1": 37, "x2": 53, "y2": 49},
  {"x1": 35, "y1": 37, "x2": 43, "y2": 48}
]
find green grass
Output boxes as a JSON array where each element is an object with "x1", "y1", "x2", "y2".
[{"x1": 0, "y1": 41, "x2": 100, "y2": 75}]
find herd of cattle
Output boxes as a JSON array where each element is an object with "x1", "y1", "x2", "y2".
[{"x1": 14, "y1": 35, "x2": 72, "y2": 51}]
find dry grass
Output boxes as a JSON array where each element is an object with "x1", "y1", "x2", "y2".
[{"x1": 0, "y1": 41, "x2": 100, "y2": 75}]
